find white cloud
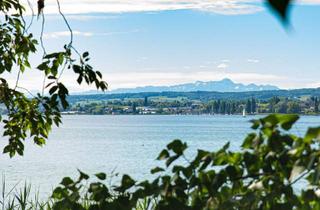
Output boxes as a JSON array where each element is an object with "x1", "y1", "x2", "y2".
[
  {"x1": 21, "y1": 0, "x2": 264, "y2": 16},
  {"x1": 247, "y1": 58, "x2": 260, "y2": 63},
  {"x1": 296, "y1": 0, "x2": 320, "y2": 4},
  {"x1": 19, "y1": 0, "x2": 320, "y2": 17},
  {"x1": 43, "y1": 29, "x2": 140, "y2": 39},
  {"x1": 217, "y1": 63, "x2": 229, "y2": 69},
  {"x1": 43, "y1": 31, "x2": 93, "y2": 39},
  {"x1": 46, "y1": 14, "x2": 120, "y2": 21}
]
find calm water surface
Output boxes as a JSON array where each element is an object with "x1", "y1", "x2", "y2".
[{"x1": 0, "y1": 115, "x2": 319, "y2": 196}]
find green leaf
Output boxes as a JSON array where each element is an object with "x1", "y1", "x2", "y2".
[
  {"x1": 277, "y1": 114, "x2": 299, "y2": 130},
  {"x1": 116, "y1": 175, "x2": 135, "y2": 192},
  {"x1": 251, "y1": 119, "x2": 260, "y2": 130},
  {"x1": 167, "y1": 139, "x2": 187, "y2": 155},
  {"x1": 166, "y1": 155, "x2": 179, "y2": 167},
  {"x1": 60, "y1": 177, "x2": 74, "y2": 186},
  {"x1": 157, "y1": 149, "x2": 169, "y2": 160},
  {"x1": 305, "y1": 127, "x2": 320, "y2": 143},
  {"x1": 242, "y1": 133, "x2": 257, "y2": 149},
  {"x1": 95, "y1": 173, "x2": 106, "y2": 180},
  {"x1": 78, "y1": 170, "x2": 89, "y2": 180},
  {"x1": 49, "y1": 86, "x2": 58, "y2": 95},
  {"x1": 151, "y1": 167, "x2": 165, "y2": 174},
  {"x1": 83, "y1": 52, "x2": 89, "y2": 58}
]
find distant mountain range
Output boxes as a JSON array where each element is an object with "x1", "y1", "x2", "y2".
[
  {"x1": 107, "y1": 78, "x2": 279, "y2": 94},
  {"x1": 68, "y1": 88, "x2": 320, "y2": 104}
]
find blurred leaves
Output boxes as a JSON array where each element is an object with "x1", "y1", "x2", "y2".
[{"x1": 267, "y1": 0, "x2": 292, "y2": 24}]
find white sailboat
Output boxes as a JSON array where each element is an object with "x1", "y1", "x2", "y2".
[{"x1": 242, "y1": 108, "x2": 246, "y2": 117}]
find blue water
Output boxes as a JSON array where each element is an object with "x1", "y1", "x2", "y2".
[{"x1": 0, "y1": 115, "x2": 319, "y2": 197}]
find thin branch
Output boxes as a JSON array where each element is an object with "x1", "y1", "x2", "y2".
[
  {"x1": 25, "y1": 0, "x2": 35, "y2": 33},
  {"x1": 58, "y1": 60, "x2": 68, "y2": 81},
  {"x1": 14, "y1": 71, "x2": 21, "y2": 90},
  {"x1": 71, "y1": 45, "x2": 81, "y2": 58},
  {"x1": 289, "y1": 170, "x2": 310, "y2": 186},
  {"x1": 40, "y1": 12, "x2": 46, "y2": 57},
  {"x1": 235, "y1": 172, "x2": 268, "y2": 181},
  {"x1": 16, "y1": 86, "x2": 35, "y2": 98},
  {"x1": 41, "y1": 75, "x2": 46, "y2": 96},
  {"x1": 56, "y1": 0, "x2": 73, "y2": 47}
]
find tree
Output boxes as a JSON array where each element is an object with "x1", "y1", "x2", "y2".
[
  {"x1": 0, "y1": 0, "x2": 107, "y2": 157},
  {"x1": 314, "y1": 97, "x2": 319, "y2": 113},
  {"x1": 275, "y1": 101, "x2": 288, "y2": 113},
  {"x1": 144, "y1": 96, "x2": 148, "y2": 106},
  {"x1": 246, "y1": 99, "x2": 252, "y2": 114},
  {"x1": 269, "y1": 96, "x2": 280, "y2": 113},
  {"x1": 132, "y1": 102, "x2": 137, "y2": 114},
  {"x1": 287, "y1": 101, "x2": 301, "y2": 114},
  {"x1": 251, "y1": 97, "x2": 257, "y2": 114}
]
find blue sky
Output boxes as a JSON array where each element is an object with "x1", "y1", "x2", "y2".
[{"x1": 14, "y1": 0, "x2": 320, "y2": 92}]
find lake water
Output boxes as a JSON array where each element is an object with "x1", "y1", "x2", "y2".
[{"x1": 0, "y1": 115, "x2": 319, "y2": 197}]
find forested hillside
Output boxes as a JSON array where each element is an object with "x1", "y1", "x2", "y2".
[{"x1": 68, "y1": 88, "x2": 320, "y2": 103}]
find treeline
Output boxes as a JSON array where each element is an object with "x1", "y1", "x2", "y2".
[
  {"x1": 203, "y1": 98, "x2": 257, "y2": 115},
  {"x1": 66, "y1": 96, "x2": 320, "y2": 115},
  {"x1": 67, "y1": 88, "x2": 320, "y2": 104}
]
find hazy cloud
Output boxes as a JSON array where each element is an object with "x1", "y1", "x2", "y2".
[
  {"x1": 217, "y1": 63, "x2": 229, "y2": 69},
  {"x1": 43, "y1": 29, "x2": 140, "y2": 39},
  {"x1": 43, "y1": 31, "x2": 93, "y2": 39},
  {"x1": 247, "y1": 59, "x2": 260, "y2": 63}
]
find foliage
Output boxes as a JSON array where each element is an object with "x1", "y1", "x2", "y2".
[
  {"x1": 47, "y1": 114, "x2": 320, "y2": 209},
  {"x1": 67, "y1": 88, "x2": 320, "y2": 105},
  {"x1": 0, "y1": 178, "x2": 49, "y2": 210},
  {"x1": 0, "y1": 0, "x2": 107, "y2": 157},
  {"x1": 66, "y1": 96, "x2": 319, "y2": 115},
  {"x1": 1, "y1": 0, "x2": 317, "y2": 209}
]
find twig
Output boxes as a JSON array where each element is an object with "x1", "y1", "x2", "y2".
[
  {"x1": 25, "y1": 0, "x2": 35, "y2": 33},
  {"x1": 16, "y1": 86, "x2": 35, "y2": 98},
  {"x1": 289, "y1": 170, "x2": 310, "y2": 186},
  {"x1": 41, "y1": 75, "x2": 46, "y2": 96},
  {"x1": 40, "y1": 12, "x2": 46, "y2": 57},
  {"x1": 56, "y1": 0, "x2": 73, "y2": 47},
  {"x1": 14, "y1": 71, "x2": 21, "y2": 90}
]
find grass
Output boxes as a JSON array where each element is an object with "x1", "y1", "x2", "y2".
[
  {"x1": 0, "y1": 176, "x2": 50, "y2": 210},
  {"x1": 0, "y1": 176, "x2": 154, "y2": 210}
]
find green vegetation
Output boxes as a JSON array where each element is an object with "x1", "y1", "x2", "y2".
[
  {"x1": 0, "y1": 0, "x2": 107, "y2": 157},
  {"x1": 67, "y1": 88, "x2": 320, "y2": 104},
  {"x1": 65, "y1": 96, "x2": 320, "y2": 115},
  {"x1": 3, "y1": 0, "x2": 320, "y2": 209}
]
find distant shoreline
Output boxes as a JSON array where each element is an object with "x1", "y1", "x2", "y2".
[{"x1": 61, "y1": 113, "x2": 320, "y2": 116}]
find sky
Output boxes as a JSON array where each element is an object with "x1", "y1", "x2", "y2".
[{"x1": 10, "y1": 0, "x2": 320, "y2": 92}]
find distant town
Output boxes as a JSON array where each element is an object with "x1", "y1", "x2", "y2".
[{"x1": 62, "y1": 95, "x2": 320, "y2": 115}]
